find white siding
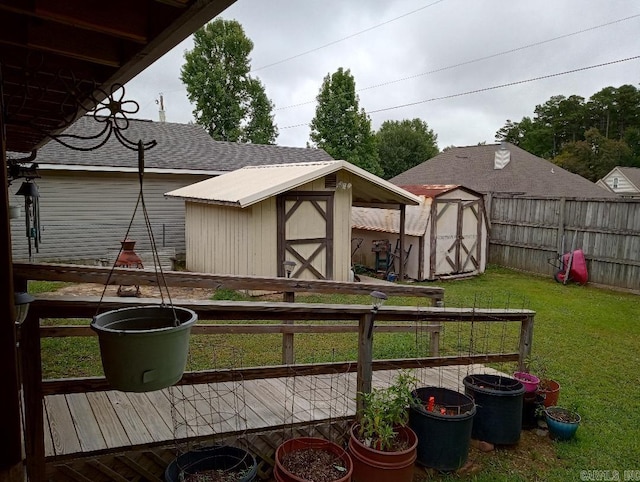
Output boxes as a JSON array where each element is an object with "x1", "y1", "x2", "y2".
[
  {"x1": 9, "y1": 170, "x2": 207, "y2": 263},
  {"x1": 603, "y1": 171, "x2": 639, "y2": 194},
  {"x1": 250, "y1": 197, "x2": 277, "y2": 277}
]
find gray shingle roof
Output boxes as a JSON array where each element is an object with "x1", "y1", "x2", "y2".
[
  {"x1": 617, "y1": 167, "x2": 640, "y2": 190},
  {"x1": 34, "y1": 116, "x2": 333, "y2": 171},
  {"x1": 390, "y1": 143, "x2": 617, "y2": 198}
]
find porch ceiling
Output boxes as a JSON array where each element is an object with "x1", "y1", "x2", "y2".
[{"x1": 0, "y1": 0, "x2": 236, "y2": 153}]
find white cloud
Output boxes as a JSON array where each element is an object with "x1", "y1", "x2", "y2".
[{"x1": 125, "y1": 0, "x2": 640, "y2": 149}]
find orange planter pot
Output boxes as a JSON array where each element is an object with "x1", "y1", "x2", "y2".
[{"x1": 348, "y1": 424, "x2": 417, "y2": 482}]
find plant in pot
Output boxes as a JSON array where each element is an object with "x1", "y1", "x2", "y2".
[
  {"x1": 544, "y1": 405, "x2": 581, "y2": 441},
  {"x1": 274, "y1": 437, "x2": 353, "y2": 482},
  {"x1": 525, "y1": 355, "x2": 561, "y2": 408},
  {"x1": 409, "y1": 386, "x2": 476, "y2": 471},
  {"x1": 348, "y1": 370, "x2": 419, "y2": 482}
]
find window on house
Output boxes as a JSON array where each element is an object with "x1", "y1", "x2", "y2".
[{"x1": 613, "y1": 177, "x2": 619, "y2": 189}]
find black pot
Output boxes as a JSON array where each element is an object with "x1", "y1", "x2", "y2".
[
  {"x1": 522, "y1": 392, "x2": 545, "y2": 429},
  {"x1": 165, "y1": 445, "x2": 258, "y2": 482},
  {"x1": 463, "y1": 374, "x2": 524, "y2": 445},
  {"x1": 409, "y1": 387, "x2": 476, "y2": 471}
]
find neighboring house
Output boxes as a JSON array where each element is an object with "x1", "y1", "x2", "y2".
[
  {"x1": 390, "y1": 143, "x2": 618, "y2": 199},
  {"x1": 597, "y1": 167, "x2": 640, "y2": 198},
  {"x1": 165, "y1": 160, "x2": 420, "y2": 281},
  {"x1": 8, "y1": 116, "x2": 333, "y2": 263},
  {"x1": 352, "y1": 185, "x2": 488, "y2": 280}
]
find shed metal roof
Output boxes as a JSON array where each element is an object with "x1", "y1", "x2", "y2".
[
  {"x1": 352, "y1": 184, "x2": 483, "y2": 236},
  {"x1": 165, "y1": 160, "x2": 421, "y2": 208}
]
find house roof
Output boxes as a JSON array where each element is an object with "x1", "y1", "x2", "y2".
[
  {"x1": 2, "y1": 0, "x2": 237, "y2": 153},
  {"x1": 616, "y1": 167, "x2": 640, "y2": 189},
  {"x1": 30, "y1": 116, "x2": 334, "y2": 174},
  {"x1": 165, "y1": 160, "x2": 421, "y2": 208},
  {"x1": 390, "y1": 143, "x2": 617, "y2": 199},
  {"x1": 352, "y1": 184, "x2": 483, "y2": 236}
]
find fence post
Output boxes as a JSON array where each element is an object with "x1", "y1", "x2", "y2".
[
  {"x1": 356, "y1": 313, "x2": 374, "y2": 416},
  {"x1": 20, "y1": 307, "x2": 45, "y2": 481},
  {"x1": 282, "y1": 291, "x2": 295, "y2": 364},
  {"x1": 518, "y1": 314, "x2": 534, "y2": 371},
  {"x1": 557, "y1": 197, "x2": 566, "y2": 256}
]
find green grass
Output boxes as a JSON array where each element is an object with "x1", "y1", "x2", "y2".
[{"x1": 34, "y1": 266, "x2": 640, "y2": 480}]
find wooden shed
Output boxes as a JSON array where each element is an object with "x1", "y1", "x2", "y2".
[
  {"x1": 165, "y1": 160, "x2": 420, "y2": 281},
  {"x1": 352, "y1": 185, "x2": 488, "y2": 280}
]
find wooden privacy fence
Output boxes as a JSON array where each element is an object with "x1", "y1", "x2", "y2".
[{"x1": 487, "y1": 195, "x2": 640, "y2": 291}]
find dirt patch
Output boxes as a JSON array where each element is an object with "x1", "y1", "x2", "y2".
[{"x1": 53, "y1": 282, "x2": 216, "y2": 300}]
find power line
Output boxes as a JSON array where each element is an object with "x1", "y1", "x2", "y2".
[
  {"x1": 250, "y1": 0, "x2": 447, "y2": 73},
  {"x1": 275, "y1": 13, "x2": 640, "y2": 112},
  {"x1": 279, "y1": 55, "x2": 640, "y2": 129}
]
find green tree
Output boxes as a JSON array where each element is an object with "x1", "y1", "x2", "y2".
[
  {"x1": 309, "y1": 68, "x2": 381, "y2": 175},
  {"x1": 375, "y1": 119, "x2": 438, "y2": 179},
  {"x1": 181, "y1": 19, "x2": 277, "y2": 144},
  {"x1": 553, "y1": 128, "x2": 632, "y2": 181}
]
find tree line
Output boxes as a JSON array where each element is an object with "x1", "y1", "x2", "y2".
[
  {"x1": 182, "y1": 19, "x2": 639, "y2": 184},
  {"x1": 496, "y1": 85, "x2": 640, "y2": 181},
  {"x1": 180, "y1": 19, "x2": 438, "y2": 180}
]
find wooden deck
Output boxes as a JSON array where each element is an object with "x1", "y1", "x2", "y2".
[{"x1": 43, "y1": 364, "x2": 505, "y2": 460}]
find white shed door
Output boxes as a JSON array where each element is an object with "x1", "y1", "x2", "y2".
[
  {"x1": 432, "y1": 199, "x2": 481, "y2": 276},
  {"x1": 277, "y1": 192, "x2": 334, "y2": 280}
]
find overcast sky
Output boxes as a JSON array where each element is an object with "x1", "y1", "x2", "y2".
[{"x1": 125, "y1": 0, "x2": 640, "y2": 150}]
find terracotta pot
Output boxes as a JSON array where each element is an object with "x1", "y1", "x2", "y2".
[
  {"x1": 537, "y1": 379, "x2": 560, "y2": 407},
  {"x1": 348, "y1": 424, "x2": 417, "y2": 482},
  {"x1": 274, "y1": 437, "x2": 352, "y2": 482}
]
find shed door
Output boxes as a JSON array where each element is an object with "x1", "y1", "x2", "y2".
[
  {"x1": 432, "y1": 199, "x2": 481, "y2": 276},
  {"x1": 277, "y1": 192, "x2": 334, "y2": 280}
]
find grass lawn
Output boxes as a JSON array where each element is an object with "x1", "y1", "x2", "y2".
[{"x1": 33, "y1": 266, "x2": 640, "y2": 481}]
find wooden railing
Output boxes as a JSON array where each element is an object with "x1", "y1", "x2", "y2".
[{"x1": 14, "y1": 262, "x2": 534, "y2": 481}]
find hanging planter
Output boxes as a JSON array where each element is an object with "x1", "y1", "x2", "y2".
[
  {"x1": 92, "y1": 305, "x2": 197, "y2": 392},
  {"x1": 91, "y1": 136, "x2": 197, "y2": 392},
  {"x1": 164, "y1": 444, "x2": 258, "y2": 482},
  {"x1": 409, "y1": 386, "x2": 476, "y2": 471},
  {"x1": 463, "y1": 374, "x2": 524, "y2": 445}
]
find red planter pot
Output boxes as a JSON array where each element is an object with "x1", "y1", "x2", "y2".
[
  {"x1": 537, "y1": 379, "x2": 561, "y2": 407},
  {"x1": 274, "y1": 437, "x2": 352, "y2": 482},
  {"x1": 347, "y1": 424, "x2": 417, "y2": 482}
]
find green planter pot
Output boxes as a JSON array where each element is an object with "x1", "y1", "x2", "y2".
[
  {"x1": 91, "y1": 305, "x2": 197, "y2": 392},
  {"x1": 409, "y1": 387, "x2": 476, "y2": 471}
]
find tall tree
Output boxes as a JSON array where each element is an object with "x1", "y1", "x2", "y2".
[
  {"x1": 181, "y1": 19, "x2": 277, "y2": 144},
  {"x1": 309, "y1": 68, "x2": 381, "y2": 175},
  {"x1": 375, "y1": 119, "x2": 438, "y2": 179},
  {"x1": 553, "y1": 128, "x2": 632, "y2": 181}
]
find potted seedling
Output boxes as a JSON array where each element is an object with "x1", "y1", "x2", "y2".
[
  {"x1": 409, "y1": 386, "x2": 476, "y2": 471},
  {"x1": 348, "y1": 370, "x2": 418, "y2": 482},
  {"x1": 525, "y1": 355, "x2": 561, "y2": 407}
]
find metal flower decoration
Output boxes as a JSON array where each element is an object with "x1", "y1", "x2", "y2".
[{"x1": 92, "y1": 83, "x2": 140, "y2": 131}]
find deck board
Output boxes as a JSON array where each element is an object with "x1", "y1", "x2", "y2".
[
  {"x1": 85, "y1": 392, "x2": 131, "y2": 449},
  {"x1": 45, "y1": 394, "x2": 82, "y2": 456},
  {"x1": 66, "y1": 393, "x2": 108, "y2": 452},
  {"x1": 44, "y1": 366, "x2": 504, "y2": 458}
]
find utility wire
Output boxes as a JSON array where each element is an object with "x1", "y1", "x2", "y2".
[
  {"x1": 250, "y1": 0, "x2": 447, "y2": 73},
  {"x1": 275, "y1": 13, "x2": 640, "y2": 112},
  {"x1": 279, "y1": 55, "x2": 640, "y2": 129}
]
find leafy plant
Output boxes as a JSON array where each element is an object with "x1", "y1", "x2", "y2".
[{"x1": 357, "y1": 370, "x2": 418, "y2": 451}]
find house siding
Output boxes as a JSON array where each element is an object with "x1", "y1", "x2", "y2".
[
  {"x1": 602, "y1": 170, "x2": 639, "y2": 195},
  {"x1": 9, "y1": 170, "x2": 206, "y2": 264}
]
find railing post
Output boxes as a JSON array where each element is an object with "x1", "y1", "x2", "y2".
[
  {"x1": 20, "y1": 306, "x2": 45, "y2": 481},
  {"x1": 356, "y1": 313, "x2": 374, "y2": 416},
  {"x1": 282, "y1": 291, "x2": 295, "y2": 364},
  {"x1": 518, "y1": 314, "x2": 534, "y2": 371}
]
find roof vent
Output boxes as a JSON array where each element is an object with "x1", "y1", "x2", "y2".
[
  {"x1": 325, "y1": 173, "x2": 337, "y2": 188},
  {"x1": 494, "y1": 143, "x2": 510, "y2": 170}
]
